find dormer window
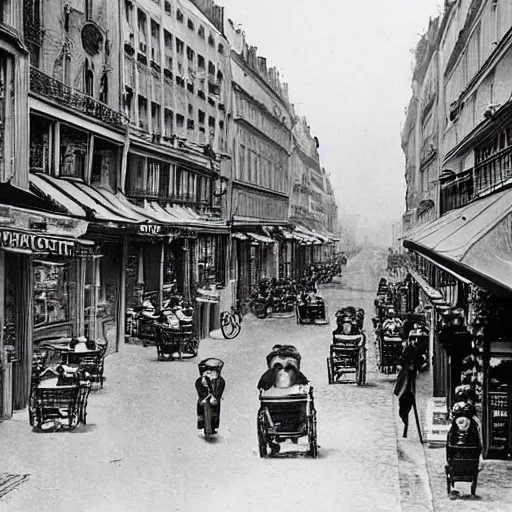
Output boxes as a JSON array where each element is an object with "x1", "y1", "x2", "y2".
[
  {"x1": 188, "y1": 19, "x2": 194, "y2": 31},
  {"x1": 218, "y1": 43, "x2": 224, "y2": 55},
  {"x1": 177, "y1": 9, "x2": 183, "y2": 22}
]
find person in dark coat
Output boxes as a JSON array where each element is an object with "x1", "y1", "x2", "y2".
[
  {"x1": 196, "y1": 358, "x2": 225, "y2": 433},
  {"x1": 394, "y1": 339, "x2": 423, "y2": 437}
]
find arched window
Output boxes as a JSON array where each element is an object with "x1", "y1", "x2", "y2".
[
  {"x1": 84, "y1": 59, "x2": 94, "y2": 96},
  {"x1": 99, "y1": 72, "x2": 108, "y2": 103}
]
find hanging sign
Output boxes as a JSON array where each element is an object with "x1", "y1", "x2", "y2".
[{"x1": 0, "y1": 230, "x2": 76, "y2": 256}]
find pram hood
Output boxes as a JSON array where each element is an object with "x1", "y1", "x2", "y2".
[{"x1": 266, "y1": 345, "x2": 301, "y2": 369}]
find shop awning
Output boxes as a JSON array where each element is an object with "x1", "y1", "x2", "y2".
[
  {"x1": 232, "y1": 232, "x2": 249, "y2": 240},
  {"x1": 403, "y1": 187, "x2": 512, "y2": 295},
  {"x1": 30, "y1": 174, "x2": 146, "y2": 224},
  {"x1": 247, "y1": 233, "x2": 275, "y2": 244}
]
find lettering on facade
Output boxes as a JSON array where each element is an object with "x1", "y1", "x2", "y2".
[
  {"x1": 139, "y1": 224, "x2": 161, "y2": 235},
  {"x1": 0, "y1": 230, "x2": 76, "y2": 256}
]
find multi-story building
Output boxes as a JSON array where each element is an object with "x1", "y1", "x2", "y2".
[
  {"x1": 0, "y1": 0, "x2": 31, "y2": 419},
  {"x1": 224, "y1": 20, "x2": 293, "y2": 298},
  {"x1": 120, "y1": 0, "x2": 231, "y2": 306},
  {"x1": 401, "y1": 0, "x2": 512, "y2": 459},
  {"x1": 289, "y1": 116, "x2": 338, "y2": 271}
]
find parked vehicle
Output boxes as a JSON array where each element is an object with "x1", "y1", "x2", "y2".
[{"x1": 328, "y1": 307, "x2": 366, "y2": 385}]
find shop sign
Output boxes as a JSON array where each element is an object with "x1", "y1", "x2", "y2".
[
  {"x1": 0, "y1": 230, "x2": 76, "y2": 256},
  {"x1": 139, "y1": 224, "x2": 161, "y2": 235}
]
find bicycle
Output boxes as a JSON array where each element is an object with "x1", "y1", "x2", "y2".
[{"x1": 220, "y1": 302, "x2": 243, "y2": 339}]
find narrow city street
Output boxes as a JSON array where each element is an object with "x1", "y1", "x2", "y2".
[{"x1": 2, "y1": 250, "x2": 411, "y2": 512}]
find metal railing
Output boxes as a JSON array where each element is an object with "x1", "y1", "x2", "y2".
[{"x1": 30, "y1": 67, "x2": 127, "y2": 129}]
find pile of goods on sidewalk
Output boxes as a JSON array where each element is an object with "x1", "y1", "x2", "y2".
[
  {"x1": 372, "y1": 277, "x2": 429, "y2": 374},
  {"x1": 327, "y1": 306, "x2": 367, "y2": 385},
  {"x1": 125, "y1": 292, "x2": 195, "y2": 346},
  {"x1": 28, "y1": 336, "x2": 106, "y2": 432}
]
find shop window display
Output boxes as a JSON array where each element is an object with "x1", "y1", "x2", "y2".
[{"x1": 33, "y1": 258, "x2": 71, "y2": 327}]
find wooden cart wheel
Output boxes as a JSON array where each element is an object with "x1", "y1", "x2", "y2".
[
  {"x1": 356, "y1": 360, "x2": 363, "y2": 386},
  {"x1": 257, "y1": 412, "x2": 267, "y2": 458},
  {"x1": 471, "y1": 478, "x2": 477, "y2": 496},
  {"x1": 28, "y1": 407, "x2": 35, "y2": 427},
  {"x1": 308, "y1": 412, "x2": 318, "y2": 458},
  {"x1": 327, "y1": 357, "x2": 333, "y2": 384}
]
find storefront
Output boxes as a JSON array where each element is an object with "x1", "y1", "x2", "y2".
[
  {"x1": 0, "y1": 208, "x2": 94, "y2": 413},
  {"x1": 403, "y1": 186, "x2": 512, "y2": 458}
]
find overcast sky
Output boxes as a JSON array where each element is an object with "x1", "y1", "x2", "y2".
[{"x1": 219, "y1": 0, "x2": 442, "y2": 225}]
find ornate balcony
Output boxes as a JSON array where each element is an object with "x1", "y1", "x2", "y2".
[{"x1": 30, "y1": 67, "x2": 127, "y2": 129}]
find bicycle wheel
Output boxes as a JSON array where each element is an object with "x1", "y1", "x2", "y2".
[{"x1": 221, "y1": 312, "x2": 241, "y2": 339}]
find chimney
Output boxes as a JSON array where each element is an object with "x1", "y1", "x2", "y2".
[{"x1": 257, "y1": 56, "x2": 267, "y2": 76}]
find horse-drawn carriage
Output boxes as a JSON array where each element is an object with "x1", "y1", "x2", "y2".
[{"x1": 327, "y1": 306, "x2": 366, "y2": 385}]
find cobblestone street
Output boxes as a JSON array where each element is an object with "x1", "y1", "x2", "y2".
[{"x1": 0, "y1": 251, "x2": 411, "y2": 512}]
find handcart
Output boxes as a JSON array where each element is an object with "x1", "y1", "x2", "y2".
[
  {"x1": 379, "y1": 335, "x2": 403, "y2": 374},
  {"x1": 64, "y1": 346, "x2": 106, "y2": 389},
  {"x1": 28, "y1": 368, "x2": 91, "y2": 432},
  {"x1": 295, "y1": 299, "x2": 328, "y2": 325},
  {"x1": 257, "y1": 385, "x2": 318, "y2": 458},
  {"x1": 327, "y1": 333, "x2": 366, "y2": 385},
  {"x1": 155, "y1": 324, "x2": 199, "y2": 360},
  {"x1": 445, "y1": 444, "x2": 481, "y2": 495}
]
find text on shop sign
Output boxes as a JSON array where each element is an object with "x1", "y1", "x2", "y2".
[
  {"x1": 0, "y1": 231, "x2": 76, "y2": 256},
  {"x1": 139, "y1": 225, "x2": 161, "y2": 234}
]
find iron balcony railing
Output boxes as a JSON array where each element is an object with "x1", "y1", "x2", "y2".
[{"x1": 30, "y1": 67, "x2": 127, "y2": 129}]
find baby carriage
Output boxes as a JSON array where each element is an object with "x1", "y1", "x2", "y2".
[
  {"x1": 295, "y1": 290, "x2": 328, "y2": 325},
  {"x1": 257, "y1": 345, "x2": 318, "y2": 458}
]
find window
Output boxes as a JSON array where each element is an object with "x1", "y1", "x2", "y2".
[
  {"x1": 188, "y1": 103, "x2": 194, "y2": 116},
  {"x1": 186, "y1": 46, "x2": 195, "y2": 61},
  {"x1": 176, "y1": 38, "x2": 184, "y2": 55},
  {"x1": 137, "y1": 10, "x2": 147, "y2": 52},
  {"x1": 127, "y1": 153, "x2": 145, "y2": 194},
  {"x1": 208, "y1": 34, "x2": 214, "y2": 47},
  {"x1": 147, "y1": 160, "x2": 161, "y2": 196},
  {"x1": 138, "y1": 95, "x2": 148, "y2": 130},
  {"x1": 151, "y1": 102, "x2": 161, "y2": 134},
  {"x1": 123, "y1": 87, "x2": 134, "y2": 120},
  {"x1": 63, "y1": 52, "x2": 72, "y2": 85},
  {"x1": 99, "y1": 72, "x2": 108, "y2": 103},
  {"x1": 29, "y1": 115, "x2": 53, "y2": 174},
  {"x1": 218, "y1": 43, "x2": 224, "y2": 55},
  {"x1": 208, "y1": 116, "x2": 215, "y2": 128},
  {"x1": 124, "y1": 0, "x2": 133, "y2": 25},
  {"x1": 187, "y1": 119, "x2": 194, "y2": 131},
  {"x1": 60, "y1": 124, "x2": 88, "y2": 179},
  {"x1": 177, "y1": 9, "x2": 183, "y2": 22},
  {"x1": 198, "y1": 54, "x2": 205, "y2": 69},
  {"x1": 84, "y1": 59, "x2": 94, "y2": 96},
  {"x1": 164, "y1": 109, "x2": 173, "y2": 137},
  {"x1": 188, "y1": 19, "x2": 194, "y2": 31},
  {"x1": 0, "y1": 52, "x2": 14, "y2": 180},
  {"x1": 151, "y1": 20, "x2": 160, "y2": 62},
  {"x1": 85, "y1": 0, "x2": 93, "y2": 20},
  {"x1": 33, "y1": 258, "x2": 71, "y2": 328},
  {"x1": 198, "y1": 25, "x2": 205, "y2": 39},
  {"x1": 164, "y1": 1, "x2": 171, "y2": 14},
  {"x1": 91, "y1": 137, "x2": 119, "y2": 191},
  {"x1": 198, "y1": 110, "x2": 205, "y2": 125},
  {"x1": 176, "y1": 114, "x2": 184, "y2": 134},
  {"x1": 208, "y1": 61, "x2": 215, "y2": 75},
  {"x1": 164, "y1": 30, "x2": 172, "y2": 49}
]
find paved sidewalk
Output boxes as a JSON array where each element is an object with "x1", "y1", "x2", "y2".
[{"x1": 414, "y1": 369, "x2": 512, "y2": 510}]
